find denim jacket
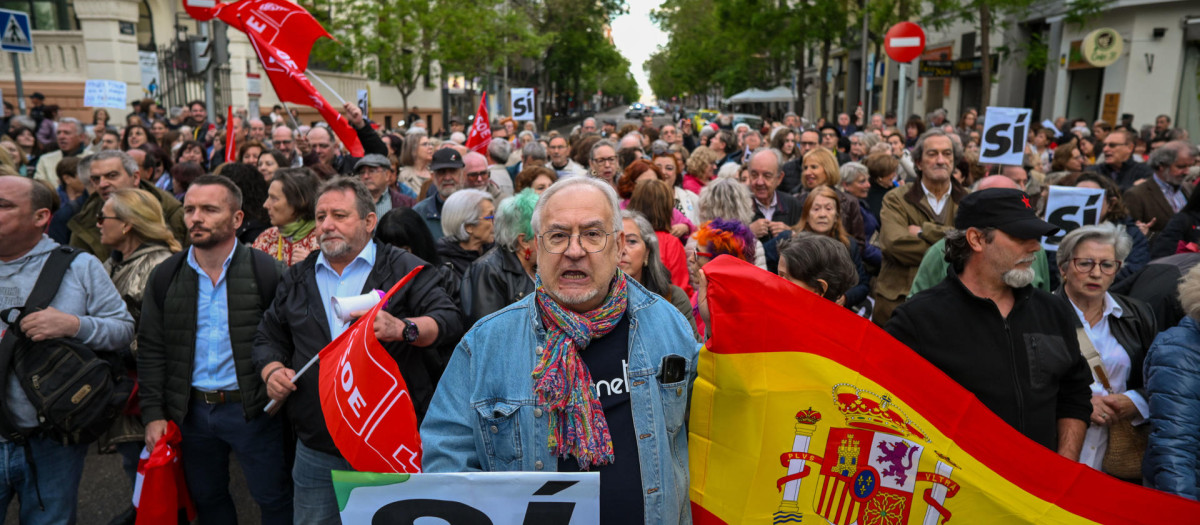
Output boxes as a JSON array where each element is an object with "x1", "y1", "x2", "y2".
[{"x1": 421, "y1": 277, "x2": 700, "y2": 524}]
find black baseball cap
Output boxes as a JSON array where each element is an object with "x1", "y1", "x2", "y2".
[
  {"x1": 29, "y1": 92, "x2": 44, "y2": 100},
  {"x1": 429, "y1": 148, "x2": 464, "y2": 171},
  {"x1": 955, "y1": 188, "x2": 1059, "y2": 239}
]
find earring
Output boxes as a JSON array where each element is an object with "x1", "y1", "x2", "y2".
[{"x1": 524, "y1": 249, "x2": 533, "y2": 261}]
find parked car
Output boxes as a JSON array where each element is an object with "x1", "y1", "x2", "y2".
[
  {"x1": 731, "y1": 113, "x2": 764, "y2": 131},
  {"x1": 687, "y1": 109, "x2": 720, "y2": 132}
]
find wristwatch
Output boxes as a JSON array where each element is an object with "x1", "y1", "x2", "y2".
[{"x1": 402, "y1": 318, "x2": 419, "y2": 343}]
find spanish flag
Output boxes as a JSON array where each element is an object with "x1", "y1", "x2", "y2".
[{"x1": 689, "y1": 256, "x2": 1200, "y2": 524}]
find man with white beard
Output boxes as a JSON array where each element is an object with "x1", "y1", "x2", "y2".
[{"x1": 885, "y1": 188, "x2": 1093, "y2": 460}]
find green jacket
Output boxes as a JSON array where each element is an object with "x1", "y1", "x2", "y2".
[
  {"x1": 909, "y1": 238, "x2": 1051, "y2": 296},
  {"x1": 137, "y1": 243, "x2": 282, "y2": 423},
  {"x1": 68, "y1": 180, "x2": 187, "y2": 261}
]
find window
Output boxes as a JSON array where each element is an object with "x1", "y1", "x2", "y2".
[
  {"x1": 137, "y1": 0, "x2": 154, "y2": 51},
  {"x1": 0, "y1": 0, "x2": 78, "y2": 31}
]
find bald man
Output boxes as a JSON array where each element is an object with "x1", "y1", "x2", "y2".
[
  {"x1": 304, "y1": 102, "x2": 390, "y2": 175},
  {"x1": 908, "y1": 175, "x2": 1053, "y2": 294},
  {"x1": 463, "y1": 151, "x2": 509, "y2": 200}
]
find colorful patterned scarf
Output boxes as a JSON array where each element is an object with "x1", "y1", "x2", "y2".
[{"x1": 533, "y1": 271, "x2": 629, "y2": 469}]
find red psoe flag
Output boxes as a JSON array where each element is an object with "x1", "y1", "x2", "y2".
[
  {"x1": 185, "y1": 0, "x2": 364, "y2": 156},
  {"x1": 318, "y1": 266, "x2": 427, "y2": 473},
  {"x1": 465, "y1": 92, "x2": 491, "y2": 155},
  {"x1": 225, "y1": 106, "x2": 235, "y2": 163}
]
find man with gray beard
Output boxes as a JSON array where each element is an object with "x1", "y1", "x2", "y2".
[{"x1": 885, "y1": 188, "x2": 1093, "y2": 458}]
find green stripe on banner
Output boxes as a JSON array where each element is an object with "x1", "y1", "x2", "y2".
[{"x1": 332, "y1": 470, "x2": 411, "y2": 512}]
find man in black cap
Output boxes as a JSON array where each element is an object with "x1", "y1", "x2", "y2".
[
  {"x1": 355, "y1": 153, "x2": 415, "y2": 218},
  {"x1": 28, "y1": 92, "x2": 46, "y2": 128},
  {"x1": 413, "y1": 148, "x2": 465, "y2": 240},
  {"x1": 885, "y1": 188, "x2": 1092, "y2": 459}
]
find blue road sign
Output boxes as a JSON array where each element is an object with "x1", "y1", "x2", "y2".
[{"x1": 0, "y1": 9, "x2": 33, "y2": 54}]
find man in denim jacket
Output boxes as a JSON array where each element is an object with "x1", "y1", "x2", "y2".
[{"x1": 422, "y1": 177, "x2": 700, "y2": 524}]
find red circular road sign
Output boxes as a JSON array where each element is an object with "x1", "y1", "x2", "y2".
[{"x1": 885, "y1": 22, "x2": 926, "y2": 63}]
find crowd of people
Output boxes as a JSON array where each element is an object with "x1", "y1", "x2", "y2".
[{"x1": 1, "y1": 90, "x2": 1199, "y2": 524}]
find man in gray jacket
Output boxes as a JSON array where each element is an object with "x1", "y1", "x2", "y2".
[{"x1": 0, "y1": 176, "x2": 134, "y2": 523}]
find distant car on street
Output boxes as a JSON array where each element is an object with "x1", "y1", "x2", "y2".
[
  {"x1": 648, "y1": 106, "x2": 666, "y2": 116},
  {"x1": 625, "y1": 103, "x2": 646, "y2": 119},
  {"x1": 731, "y1": 113, "x2": 764, "y2": 131},
  {"x1": 686, "y1": 109, "x2": 719, "y2": 132}
]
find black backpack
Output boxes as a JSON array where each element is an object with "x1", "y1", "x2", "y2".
[{"x1": 0, "y1": 246, "x2": 132, "y2": 446}]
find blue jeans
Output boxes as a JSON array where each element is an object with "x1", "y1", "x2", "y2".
[
  {"x1": 179, "y1": 399, "x2": 293, "y2": 525},
  {"x1": 292, "y1": 440, "x2": 350, "y2": 525},
  {"x1": 0, "y1": 437, "x2": 88, "y2": 525}
]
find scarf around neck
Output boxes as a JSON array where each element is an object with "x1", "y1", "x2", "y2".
[
  {"x1": 279, "y1": 219, "x2": 316, "y2": 241},
  {"x1": 533, "y1": 271, "x2": 629, "y2": 469}
]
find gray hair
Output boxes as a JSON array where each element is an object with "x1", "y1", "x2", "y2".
[
  {"x1": 521, "y1": 141, "x2": 547, "y2": 162},
  {"x1": 858, "y1": 132, "x2": 880, "y2": 151},
  {"x1": 699, "y1": 177, "x2": 754, "y2": 224},
  {"x1": 1056, "y1": 222, "x2": 1133, "y2": 272},
  {"x1": 748, "y1": 147, "x2": 782, "y2": 174},
  {"x1": 839, "y1": 162, "x2": 869, "y2": 186},
  {"x1": 518, "y1": 130, "x2": 535, "y2": 143},
  {"x1": 620, "y1": 209, "x2": 672, "y2": 296},
  {"x1": 943, "y1": 227, "x2": 996, "y2": 272},
  {"x1": 169, "y1": 106, "x2": 185, "y2": 119},
  {"x1": 405, "y1": 126, "x2": 427, "y2": 137},
  {"x1": 57, "y1": 117, "x2": 82, "y2": 135},
  {"x1": 912, "y1": 129, "x2": 964, "y2": 175},
  {"x1": 77, "y1": 154, "x2": 93, "y2": 181},
  {"x1": 716, "y1": 162, "x2": 742, "y2": 180},
  {"x1": 317, "y1": 177, "x2": 374, "y2": 221},
  {"x1": 531, "y1": 176, "x2": 622, "y2": 234},
  {"x1": 777, "y1": 232, "x2": 858, "y2": 301},
  {"x1": 488, "y1": 138, "x2": 511, "y2": 164},
  {"x1": 589, "y1": 139, "x2": 618, "y2": 162},
  {"x1": 1147, "y1": 141, "x2": 1196, "y2": 170},
  {"x1": 1178, "y1": 264, "x2": 1200, "y2": 322},
  {"x1": 88, "y1": 150, "x2": 139, "y2": 179},
  {"x1": 441, "y1": 189, "x2": 494, "y2": 242}
]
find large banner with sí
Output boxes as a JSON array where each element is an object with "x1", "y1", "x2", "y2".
[{"x1": 333, "y1": 471, "x2": 599, "y2": 524}]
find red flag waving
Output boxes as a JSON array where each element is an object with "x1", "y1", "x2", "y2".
[
  {"x1": 186, "y1": 0, "x2": 364, "y2": 157},
  {"x1": 465, "y1": 92, "x2": 491, "y2": 155},
  {"x1": 225, "y1": 106, "x2": 236, "y2": 163},
  {"x1": 248, "y1": 36, "x2": 364, "y2": 157},
  {"x1": 319, "y1": 266, "x2": 427, "y2": 473}
]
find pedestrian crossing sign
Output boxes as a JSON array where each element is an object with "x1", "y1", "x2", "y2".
[{"x1": 0, "y1": 9, "x2": 33, "y2": 54}]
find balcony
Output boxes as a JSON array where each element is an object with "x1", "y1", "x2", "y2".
[{"x1": 0, "y1": 31, "x2": 87, "y2": 81}]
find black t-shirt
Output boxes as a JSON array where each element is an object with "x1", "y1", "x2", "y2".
[{"x1": 557, "y1": 313, "x2": 644, "y2": 524}]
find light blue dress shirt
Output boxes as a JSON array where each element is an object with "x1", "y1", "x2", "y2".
[
  {"x1": 315, "y1": 241, "x2": 377, "y2": 339},
  {"x1": 187, "y1": 244, "x2": 239, "y2": 391}
]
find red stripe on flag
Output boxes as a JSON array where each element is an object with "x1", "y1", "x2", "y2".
[
  {"x1": 225, "y1": 106, "x2": 235, "y2": 164},
  {"x1": 701, "y1": 256, "x2": 1200, "y2": 523}
]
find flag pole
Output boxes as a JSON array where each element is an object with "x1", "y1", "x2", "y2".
[
  {"x1": 305, "y1": 69, "x2": 347, "y2": 105},
  {"x1": 262, "y1": 353, "x2": 320, "y2": 413},
  {"x1": 279, "y1": 100, "x2": 303, "y2": 129}
]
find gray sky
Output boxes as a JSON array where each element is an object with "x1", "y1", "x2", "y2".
[{"x1": 609, "y1": 0, "x2": 668, "y2": 103}]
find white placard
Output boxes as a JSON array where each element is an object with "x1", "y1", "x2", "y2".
[
  {"x1": 1041, "y1": 185, "x2": 1106, "y2": 251},
  {"x1": 334, "y1": 471, "x2": 599, "y2": 524},
  {"x1": 511, "y1": 88, "x2": 535, "y2": 121},
  {"x1": 1041, "y1": 119, "x2": 1062, "y2": 138},
  {"x1": 980, "y1": 106, "x2": 1032, "y2": 166},
  {"x1": 247, "y1": 73, "x2": 262, "y2": 97},
  {"x1": 83, "y1": 80, "x2": 128, "y2": 110},
  {"x1": 138, "y1": 51, "x2": 159, "y2": 97},
  {"x1": 356, "y1": 89, "x2": 368, "y2": 118}
]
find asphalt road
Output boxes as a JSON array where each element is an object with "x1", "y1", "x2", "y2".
[{"x1": 4, "y1": 446, "x2": 258, "y2": 525}]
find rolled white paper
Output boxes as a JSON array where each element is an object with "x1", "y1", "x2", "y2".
[{"x1": 331, "y1": 290, "x2": 386, "y2": 323}]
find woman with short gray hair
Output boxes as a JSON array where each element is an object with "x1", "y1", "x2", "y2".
[
  {"x1": 1053, "y1": 222, "x2": 1157, "y2": 478},
  {"x1": 461, "y1": 189, "x2": 540, "y2": 325},
  {"x1": 691, "y1": 178, "x2": 766, "y2": 269},
  {"x1": 437, "y1": 189, "x2": 494, "y2": 278}
]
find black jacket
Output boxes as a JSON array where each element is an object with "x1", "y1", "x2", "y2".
[
  {"x1": 751, "y1": 190, "x2": 803, "y2": 244},
  {"x1": 1151, "y1": 209, "x2": 1200, "y2": 259},
  {"x1": 1112, "y1": 253, "x2": 1200, "y2": 330},
  {"x1": 331, "y1": 122, "x2": 390, "y2": 175},
  {"x1": 1088, "y1": 159, "x2": 1153, "y2": 191},
  {"x1": 1052, "y1": 290, "x2": 1157, "y2": 394},
  {"x1": 139, "y1": 243, "x2": 283, "y2": 424},
  {"x1": 252, "y1": 241, "x2": 464, "y2": 457},
  {"x1": 885, "y1": 272, "x2": 1093, "y2": 451},
  {"x1": 435, "y1": 237, "x2": 487, "y2": 280},
  {"x1": 780, "y1": 158, "x2": 804, "y2": 195},
  {"x1": 460, "y1": 246, "x2": 534, "y2": 327}
]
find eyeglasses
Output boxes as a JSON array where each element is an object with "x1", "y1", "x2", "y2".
[
  {"x1": 309, "y1": 142, "x2": 333, "y2": 150},
  {"x1": 1102, "y1": 141, "x2": 1126, "y2": 148},
  {"x1": 1070, "y1": 258, "x2": 1122, "y2": 275},
  {"x1": 466, "y1": 170, "x2": 489, "y2": 179},
  {"x1": 96, "y1": 214, "x2": 121, "y2": 226},
  {"x1": 592, "y1": 156, "x2": 618, "y2": 165},
  {"x1": 539, "y1": 229, "x2": 613, "y2": 254},
  {"x1": 821, "y1": 132, "x2": 837, "y2": 138},
  {"x1": 694, "y1": 251, "x2": 715, "y2": 258},
  {"x1": 482, "y1": 215, "x2": 495, "y2": 221},
  {"x1": 799, "y1": 141, "x2": 819, "y2": 147}
]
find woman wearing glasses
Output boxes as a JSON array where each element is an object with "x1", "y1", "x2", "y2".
[
  {"x1": 437, "y1": 189, "x2": 495, "y2": 279},
  {"x1": 1053, "y1": 223, "x2": 1157, "y2": 481}
]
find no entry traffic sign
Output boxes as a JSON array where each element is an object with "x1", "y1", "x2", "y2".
[{"x1": 885, "y1": 22, "x2": 925, "y2": 63}]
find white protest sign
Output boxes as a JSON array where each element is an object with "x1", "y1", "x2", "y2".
[
  {"x1": 334, "y1": 471, "x2": 599, "y2": 524},
  {"x1": 1041, "y1": 119, "x2": 1061, "y2": 138},
  {"x1": 512, "y1": 88, "x2": 535, "y2": 121},
  {"x1": 1041, "y1": 185, "x2": 1106, "y2": 251},
  {"x1": 84, "y1": 80, "x2": 128, "y2": 110},
  {"x1": 356, "y1": 89, "x2": 368, "y2": 119},
  {"x1": 980, "y1": 106, "x2": 1032, "y2": 166}
]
